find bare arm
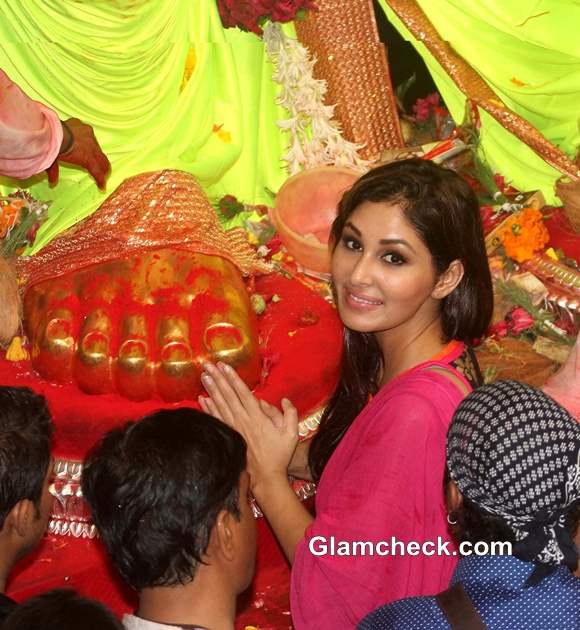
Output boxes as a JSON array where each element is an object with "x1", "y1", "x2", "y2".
[
  {"x1": 253, "y1": 474, "x2": 313, "y2": 564},
  {"x1": 46, "y1": 117, "x2": 111, "y2": 190}
]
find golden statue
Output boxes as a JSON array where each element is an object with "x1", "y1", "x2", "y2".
[{"x1": 18, "y1": 170, "x2": 267, "y2": 402}]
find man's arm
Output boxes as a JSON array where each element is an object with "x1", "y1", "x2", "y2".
[
  {"x1": 0, "y1": 70, "x2": 110, "y2": 188},
  {"x1": 0, "y1": 69, "x2": 62, "y2": 178}
]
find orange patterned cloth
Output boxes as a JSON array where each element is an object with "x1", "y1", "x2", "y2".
[{"x1": 18, "y1": 170, "x2": 270, "y2": 290}]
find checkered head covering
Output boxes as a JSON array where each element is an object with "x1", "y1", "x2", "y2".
[{"x1": 447, "y1": 380, "x2": 580, "y2": 568}]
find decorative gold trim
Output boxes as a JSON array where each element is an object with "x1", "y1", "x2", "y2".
[
  {"x1": 295, "y1": 0, "x2": 404, "y2": 159},
  {"x1": 298, "y1": 406, "x2": 324, "y2": 439},
  {"x1": 18, "y1": 170, "x2": 270, "y2": 292},
  {"x1": 48, "y1": 450, "x2": 318, "y2": 537}
]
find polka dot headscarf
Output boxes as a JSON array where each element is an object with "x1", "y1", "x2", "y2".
[{"x1": 447, "y1": 380, "x2": 580, "y2": 569}]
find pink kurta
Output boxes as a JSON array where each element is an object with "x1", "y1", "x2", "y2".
[
  {"x1": 291, "y1": 343, "x2": 471, "y2": 629},
  {"x1": 0, "y1": 69, "x2": 62, "y2": 178}
]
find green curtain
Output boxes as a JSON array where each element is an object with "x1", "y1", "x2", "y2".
[
  {"x1": 378, "y1": 0, "x2": 580, "y2": 204},
  {"x1": 0, "y1": 0, "x2": 291, "y2": 253}
]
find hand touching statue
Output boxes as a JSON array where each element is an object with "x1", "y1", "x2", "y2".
[{"x1": 200, "y1": 361, "x2": 299, "y2": 491}]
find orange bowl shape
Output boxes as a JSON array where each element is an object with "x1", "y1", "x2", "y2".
[{"x1": 272, "y1": 166, "x2": 360, "y2": 276}]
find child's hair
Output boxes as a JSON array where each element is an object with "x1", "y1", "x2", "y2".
[
  {"x1": 81, "y1": 408, "x2": 247, "y2": 591},
  {"x1": 1, "y1": 589, "x2": 124, "y2": 630},
  {"x1": 0, "y1": 387, "x2": 53, "y2": 528},
  {"x1": 309, "y1": 159, "x2": 493, "y2": 481}
]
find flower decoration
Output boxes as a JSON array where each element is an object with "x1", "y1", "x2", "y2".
[
  {"x1": 1, "y1": 191, "x2": 49, "y2": 258},
  {"x1": 217, "y1": 0, "x2": 315, "y2": 36},
  {"x1": 487, "y1": 319, "x2": 508, "y2": 339},
  {"x1": 491, "y1": 281, "x2": 576, "y2": 347},
  {"x1": 263, "y1": 22, "x2": 369, "y2": 174},
  {"x1": 218, "y1": 194, "x2": 245, "y2": 220},
  {"x1": 0, "y1": 199, "x2": 24, "y2": 239},
  {"x1": 409, "y1": 92, "x2": 453, "y2": 141},
  {"x1": 487, "y1": 307, "x2": 538, "y2": 340},
  {"x1": 412, "y1": 93, "x2": 442, "y2": 123},
  {"x1": 508, "y1": 307, "x2": 535, "y2": 335},
  {"x1": 499, "y1": 207, "x2": 550, "y2": 263}
]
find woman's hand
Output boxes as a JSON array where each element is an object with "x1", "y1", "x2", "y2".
[
  {"x1": 200, "y1": 362, "x2": 313, "y2": 564},
  {"x1": 199, "y1": 362, "x2": 299, "y2": 489}
]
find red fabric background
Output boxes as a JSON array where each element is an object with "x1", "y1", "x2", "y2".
[{"x1": 546, "y1": 208, "x2": 580, "y2": 262}]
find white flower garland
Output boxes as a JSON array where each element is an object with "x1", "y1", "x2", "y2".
[{"x1": 263, "y1": 22, "x2": 370, "y2": 175}]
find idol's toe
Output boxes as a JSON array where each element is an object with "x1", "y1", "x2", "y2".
[
  {"x1": 35, "y1": 308, "x2": 76, "y2": 382},
  {"x1": 74, "y1": 308, "x2": 113, "y2": 394},
  {"x1": 117, "y1": 313, "x2": 152, "y2": 401},
  {"x1": 156, "y1": 315, "x2": 198, "y2": 401}
]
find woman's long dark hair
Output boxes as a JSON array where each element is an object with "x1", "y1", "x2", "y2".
[{"x1": 309, "y1": 158, "x2": 493, "y2": 482}]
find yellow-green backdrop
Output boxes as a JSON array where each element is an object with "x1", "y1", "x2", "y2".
[
  {"x1": 0, "y1": 0, "x2": 292, "y2": 253},
  {"x1": 2, "y1": 0, "x2": 579, "y2": 253},
  {"x1": 378, "y1": 0, "x2": 580, "y2": 204}
]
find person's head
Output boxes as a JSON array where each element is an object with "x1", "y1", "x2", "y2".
[
  {"x1": 0, "y1": 387, "x2": 53, "y2": 565},
  {"x1": 1, "y1": 589, "x2": 123, "y2": 630},
  {"x1": 81, "y1": 408, "x2": 255, "y2": 595},
  {"x1": 310, "y1": 158, "x2": 492, "y2": 480},
  {"x1": 446, "y1": 381, "x2": 580, "y2": 583},
  {"x1": 330, "y1": 157, "x2": 492, "y2": 342}
]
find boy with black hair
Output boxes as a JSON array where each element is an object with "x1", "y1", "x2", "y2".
[
  {"x1": 0, "y1": 386, "x2": 53, "y2": 622},
  {"x1": 82, "y1": 408, "x2": 256, "y2": 630}
]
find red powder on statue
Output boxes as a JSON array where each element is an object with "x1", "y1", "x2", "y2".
[{"x1": 0, "y1": 272, "x2": 342, "y2": 460}]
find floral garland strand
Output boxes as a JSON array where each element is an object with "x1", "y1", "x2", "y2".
[{"x1": 263, "y1": 22, "x2": 370, "y2": 174}]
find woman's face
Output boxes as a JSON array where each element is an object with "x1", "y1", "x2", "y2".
[{"x1": 331, "y1": 201, "x2": 441, "y2": 336}]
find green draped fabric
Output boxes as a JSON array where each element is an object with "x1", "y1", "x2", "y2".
[
  {"x1": 378, "y1": 0, "x2": 580, "y2": 204},
  {"x1": 0, "y1": 0, "x2": 291, "y2": 253}
]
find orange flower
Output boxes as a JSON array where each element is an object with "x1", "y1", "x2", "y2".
[
  {"x1": 499, "y1": 207, "x2": 549, "y2": 263},
  {"x1": 0, "y1": 203, "x2": 18, "y2": 238}
]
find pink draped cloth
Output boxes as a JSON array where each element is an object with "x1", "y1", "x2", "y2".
[
  {"x1": 291, "y1": 343, "x2": 471, "y2": 629},
  {"x1": 0, "y1": 69, "x2": 62, "y2": 178}
]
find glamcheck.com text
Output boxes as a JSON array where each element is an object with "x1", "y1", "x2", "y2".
[{"x1": 308, "y1": 536, "x2": 512, "y2": 557}]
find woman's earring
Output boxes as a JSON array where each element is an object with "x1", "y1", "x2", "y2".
[{"x1": 447, "y1": 513, "x2": 458, "y2": 525}]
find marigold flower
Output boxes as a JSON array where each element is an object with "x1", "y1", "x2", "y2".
[{"x1": 499, "y1": 207, "x2": 550, "y2": 263}]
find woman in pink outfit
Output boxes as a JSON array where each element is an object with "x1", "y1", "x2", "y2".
[{"x1": 200, "y1": 158, "x2": 493, "y2": 628}]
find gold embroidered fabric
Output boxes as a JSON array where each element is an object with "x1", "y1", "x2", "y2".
[
  {"x1": 18, "y1": 170, "x2": 270, "y2": 290},
  {"x1": 385, "y1": 0, "x2": 580, "y2": 182},
  {"x1": 295, "y1": 0, "x2": 404, "y2": 159}
]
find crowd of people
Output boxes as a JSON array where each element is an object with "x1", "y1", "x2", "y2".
[
  {"x1": 1, "y1": 70, "x2": 579, "y2": 629},
  {"x1": 1, "y1": 375, "x2": 578, "y2": 629}
]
